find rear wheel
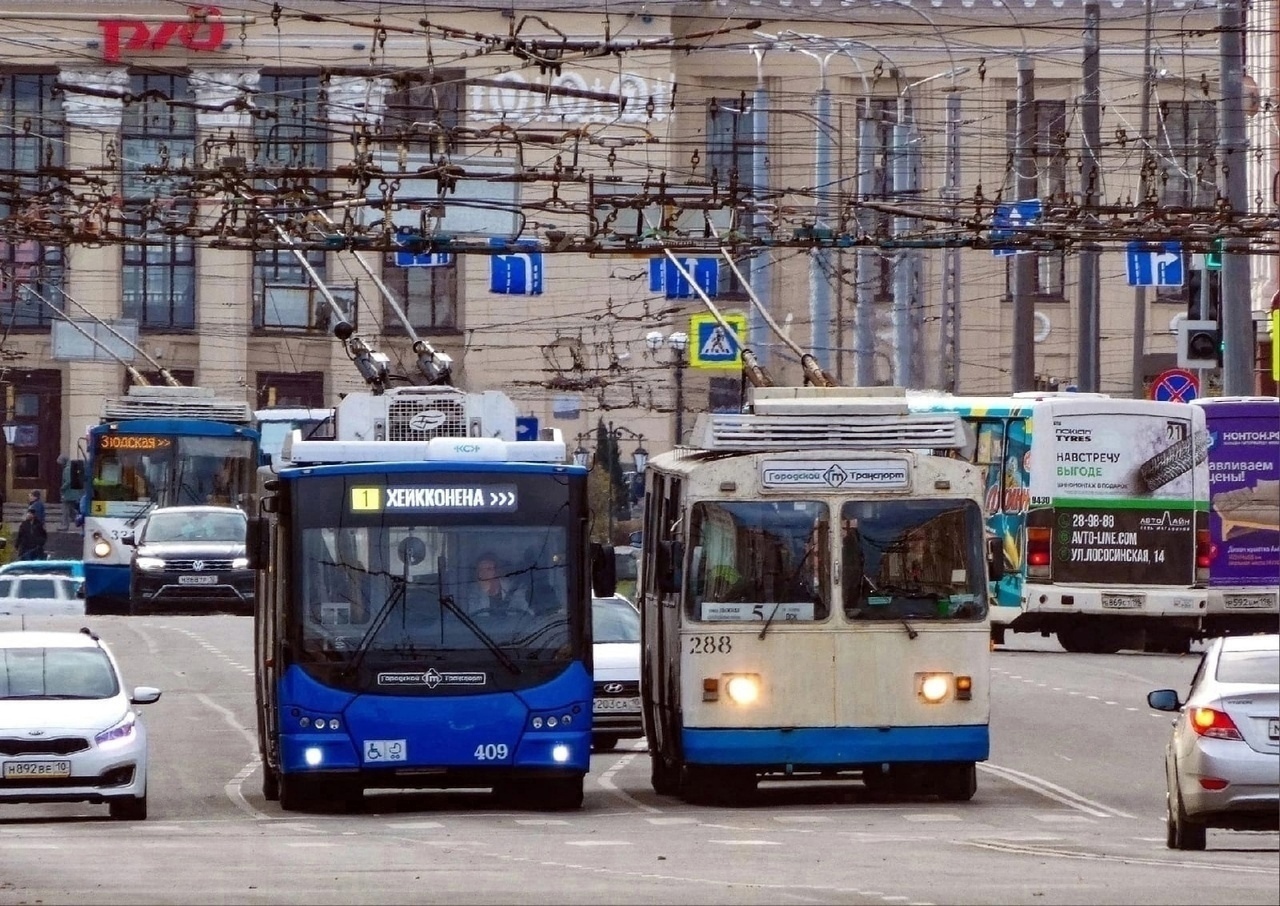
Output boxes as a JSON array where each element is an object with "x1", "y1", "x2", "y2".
[
  {"x1": 1167, "y1": 782, "x2": 1207, "y2": 851},
  {"x1": 650, "y1": 751, "x2": 680, "y2": 796},
  {"x1": 109, "y1": 793, "x2": 147, "y2": 821},
  {"x1": 935, "y1": 762, "x2": 977, "y2": 802}
]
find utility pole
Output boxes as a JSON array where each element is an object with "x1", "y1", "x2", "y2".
[
  {"x1": 940, "y1": 89, "x2": 962, "y2": 393},
  {"x1": 810, "y1": 61, "x2": 833, "y2": 373},
  {"x1": 1011, "y1": 54, "x2": 1037, "y2": 392},
  {"x1": 891, "y1": 106, "x2": 915, "y2": 387},
  {"x1": 1078, "y1": 1, "x2": 1102, "y2": 392},
  {"x1": 1219, "y1": 0, "x2": 1254, "y2": 395},
  {"x1": 1131, "y1": 0, "x2": 1155, "y2": 397},
  {"x1": 749, "y1": 50, "x2": 773, "y2": 369}
]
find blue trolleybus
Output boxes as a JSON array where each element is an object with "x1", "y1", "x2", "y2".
[
  {"x1": 639, "y1": 387, "x2": 994, "y2": 804},
  {"x1": 82, "y1": 386, "x2": 259, "y2": 615},
  {"x1": 250, "y1": 387, "x2": 612, "y2": 812}
]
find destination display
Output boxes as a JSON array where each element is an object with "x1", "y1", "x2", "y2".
[
  {"x1": 95, "y1": 434, "x2": 172, "y2": 451},
  {"x1": 701, "y1": 601, "x2": 816, "y2": 621},
  {"x1": 1052, "y1": 505, "x2": 1194, "y2": 585},
  {"x1": 349, "y1": 484, "x2": 519, "y2": 514}
]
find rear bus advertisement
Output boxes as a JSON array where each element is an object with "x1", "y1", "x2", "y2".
[{"x1": 1194, "y1": 397, "x2": 1280, "y2": 633}]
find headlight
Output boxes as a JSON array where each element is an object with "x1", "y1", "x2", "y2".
[
  {"x1": 917, "y1": 673, "x2": 952, "y2": 703},
  {"x1": 724, "y1": 674, "x2": 761, "y2": 705},
  {"x1": 134, "y1": 556, "x2": 166, "y2": 571},
  {"x1": 93, "y1": 536, "x2": 113, "y2": 558},
  {"x1": 232, "y1": 557, "x2": 249, "y2": 569},
  {"x1": 95, "y1": 713, "x2": 137, "y2": 748}
]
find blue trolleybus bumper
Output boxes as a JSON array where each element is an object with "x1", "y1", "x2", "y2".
[{"x1": 681, "y1": 724, "x2": 990, "y2": 769}]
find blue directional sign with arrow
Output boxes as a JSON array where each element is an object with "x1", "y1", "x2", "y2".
[{"x1": 1125, "y1": 241, "x2": 1184, "y2": 287}]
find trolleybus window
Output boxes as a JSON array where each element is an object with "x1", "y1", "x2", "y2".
[
  {"x1": 841, "y1": 499, "x2": 987, "y2": 621},
  {"x1": 91, "y1": 434, "x2": 256, "y2": 510},
  {"x1": 686, "y1": 500, "x2": 829, "y2": 622}
]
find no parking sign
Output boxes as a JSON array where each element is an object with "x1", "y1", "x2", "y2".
[{"x1": 1148, "y1": 368, "x2": 1199, "y2": 403}]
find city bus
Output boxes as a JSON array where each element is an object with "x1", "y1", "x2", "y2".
[
  {"x1": 1191, "y1": 396, "x2": 1279, "y2": 636},
  {"x1": 250, "y1": 386, "x2": 612, "y2": 812},
  {"x1": 639, "y1": 387, "x2": 993, "y2": 804},
  {"x1": 82, "y1": 386, "x2": 259, "y2": 615},
  {"x1": 907, "y1": 391, "x2": 1211, "y2": 653}
]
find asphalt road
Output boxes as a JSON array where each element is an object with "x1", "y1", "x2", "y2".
[{"x1": 1, "y1": 615, "x2": 1275, "y2": 906}]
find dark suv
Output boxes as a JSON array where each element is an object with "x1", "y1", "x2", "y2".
[{"x1": 123, "y1": 506, "x2": 254, "y2": 615}]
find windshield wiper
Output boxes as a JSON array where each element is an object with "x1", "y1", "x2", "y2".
[
  {"x1": 436, "y1": 593, "x2": 521, "y2": 675},
  {"x1": 125, "y1": 500, "x2": 156, "y2": 527},
  {"x1": 340, "y1": 576, "x2": 409, "y2": 680}
]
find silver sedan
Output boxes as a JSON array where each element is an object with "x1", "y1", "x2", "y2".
[{"x1": 1148, "y1": 633, "x2": 1279, "y2": 850}]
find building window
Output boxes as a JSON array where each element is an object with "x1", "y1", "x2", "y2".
[
  {"x1": 121, "y1": 73, "x2": 196, "y2": 329},
  {"x1": 1004, "y1": 99, "x2": 1067, "y2": 302},
  {"x1": 708, "y1": 376, "x2": 741, "y2": 413},
  {"x1": 377, "y1": 73, "x2": 463, "y2": 331},
  {"x1": 256, "y1": 371, "x2": 325, "y2": 408},
  {"x1": 705, "y1": 95, "x2": 759, "y2": 191},
  {"x1": 253, "y1": 73, "x2": 327, "y2": 328},
  {"x1": 0, "y1": 71, "x2": 65, "y2": 328}
]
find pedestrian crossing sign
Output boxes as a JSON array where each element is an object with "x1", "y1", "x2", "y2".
[{"x1": 689, "y1": 312, "x2": 746, "y2": 370}]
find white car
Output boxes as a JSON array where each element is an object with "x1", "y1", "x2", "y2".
[
  {"x1": 0, "y1": 628, "x2": 161, "y2": 819},
  {"x1": 0, "y1": 574, "x2": 84, "y2": 616},
  {"x1": 592, "y1": 594, "x2": 643, "y2": 752}
]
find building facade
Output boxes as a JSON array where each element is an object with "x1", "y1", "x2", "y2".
[{"x1": 0, "y1": 0, "x2": 1275, "y2": 508}]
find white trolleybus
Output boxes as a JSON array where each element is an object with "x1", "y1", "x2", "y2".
[{"x1": 638, "y1": 387, "x2": 996, "y2": 805}]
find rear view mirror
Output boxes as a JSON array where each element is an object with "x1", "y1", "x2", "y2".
[
  {"x1": 986, "y1": 537, "x2": 1005, "y2": 582},
  {"x1": 120, "y1": 533, "x2": 136, "y2": 547},
  {"x1": 590, "y1": 542, "x2": 617, "y2": 597},
  {"x1": 246, "y1": 517, "x2": 270, "y2": 570},
  {"x1": 656, "y1": 540, "x2": 684, "y2": 594},
  {"x1": 1147, "y1": 688, "x2": 1181, "y2": 712}
]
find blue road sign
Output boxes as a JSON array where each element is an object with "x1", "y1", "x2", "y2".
[
  {"x1": 515, "y1": 416, "x2": 540, "y2": 441},
  {"x1": 489, "y1": 239, "x2": 544, "y2": 295},
  {"x1": 1149, "y1": 368, "x2": 1199, "y2": 403},
  {"x1": 649, "y1": 257, "x2": 719, "y2": 299},
  {"x1": 990, "y1": 198, "x2": 1043, "y2": 257},
  {"x1": 1126, "y1": 241, "x2": 1184, "y2": 287},
  {"x1": 393, "y1": 228, "x2": 454, "y2": 267}
]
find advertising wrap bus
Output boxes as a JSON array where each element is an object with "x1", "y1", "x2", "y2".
[
  {"x1": 909, "y1": 392, "x2": 1211, "y2": 654},
  {"x1": 1192, "y1": 396, "x2": 1280, "y2": 635}
]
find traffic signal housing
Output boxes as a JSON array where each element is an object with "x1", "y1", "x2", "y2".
[{"x1": 1178, "y1": 319, "x2": 1222, "y2": 370}]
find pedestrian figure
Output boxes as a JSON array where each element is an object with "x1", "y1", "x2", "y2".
[
  {"x1": 16, "y1": 508, "x2": 47, "y2": 561},
  {"x1": 26, "y1": 490, "x2": 45, "y2": 526}
]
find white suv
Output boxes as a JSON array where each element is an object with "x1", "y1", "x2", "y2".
[{"x1": 0, "y1": 628, "x2": 161, "y2": 819}]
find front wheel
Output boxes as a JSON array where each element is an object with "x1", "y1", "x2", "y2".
[
  {"x1": 261, "y1": 762, "x2": 280, "y2": 802},
  {"x1": 531, "y1": 776, "x2": 584, "y2": 811},
  {"x1": 593, "y1": 735, "x2": 619, "y2": 753},
  {"x1": 935, "y1": 762, "x2": 977, "y2": 802},
  {"x1": 279, "y1": 774, "x2": 319, "y2": 813},
  {"x1": 109, "y1": 793, "x2": 147, "y2": 821},
  {"x1": 650, "y1": 751, "x2": 681, "y2": 796}
]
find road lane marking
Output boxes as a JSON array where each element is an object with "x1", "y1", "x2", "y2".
[
  {"x1": 387, "y1": 821, "x2": 444, "y2": 830},
  {"x1": 515, "y1": 819, "x2": 569, "y2": 825},
  {"x1": 192, "y1": 691, "x2": 270, "y2": 820},
  {"x1": 958, "y1": 839, "x2": 1275, "y2": 873},
  {"x1": 708, "y1": 839, "x2": 781, "y2": 845},
  {"x1": 647, "y1": 817, "x2": 697, "y2": 825},
  {"x1": 566, "y1": 840, "x2": 632, "y2": 846},
  {"x1": 773, "y1": 815, "x2": 832, "y2": 823},
  {"x1": 903, "y1": 813, "x2": 962, "y2": 822},
  {"x1": 980, "y1": 762, "x2": 1136, "y2": 819},
  {"x1": 596, "y1": 749, "x2": 663, "y2": 814}
]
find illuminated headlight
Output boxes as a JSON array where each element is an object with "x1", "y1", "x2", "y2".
[
  {"x1": 134, "y1": 556, "x2": 166, "y2": 571},
  {"x1": 232, "y1": 557, "x2": 249, "y2": 569},
  {"x1": 724, "y1": 674, "x2": 761, "y2": 706},
  {"x1": 93, "y1": 536, "x2": 113, "y2": 558},
  {"x1": 95, "y1": 713, "x2": 137, "y2": 748},
  {"x1": 551, "y1": 744, "x2": 570, "y2": 763},
  {"x1": 304, "y1": 747, "x2": 323, "y2": 766},
  {"x1": 917, "y1": 673, "x2": 952, "y2": 703}
]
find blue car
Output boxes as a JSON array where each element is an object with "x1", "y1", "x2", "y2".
[{"x1": 0, "y1": 559, "x2": 86, "y2": 581}]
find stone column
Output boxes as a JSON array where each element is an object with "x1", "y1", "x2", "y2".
[
  {"x1": 58, "y1": 67, "x2": 129, "y2": 446},
  {"x1": 191, "y1": 68, "x2": 259, "y2": 401}
]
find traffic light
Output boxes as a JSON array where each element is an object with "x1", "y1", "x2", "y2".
[{"x1": 1182, "y1": 264, "x2": 1223, "y2": 369}]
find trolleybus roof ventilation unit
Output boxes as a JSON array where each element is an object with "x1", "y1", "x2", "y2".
[
  {"x1": 100, "y1": 385, "x2": 255, "y2": 424},
  {"x1": 692, "y1": 387, "x2": 968, "y2": 452}
]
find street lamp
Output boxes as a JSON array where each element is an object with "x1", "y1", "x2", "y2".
[
  {"x1": 646, "y1": 329, "x2": 689, "y2": 446},
  {"x1": 575, "y1": 424, "x2": 649, "y2": 543}
]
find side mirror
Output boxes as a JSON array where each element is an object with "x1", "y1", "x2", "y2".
[
  {"x1": 246, "y1": 517, "x2": 270, "y2": 570},
  {"x1": 1147, "y1": 689, "x2": 1181, "y2": 712},
  {"x1": 656, "y1": 540, "x2": 684, "y2": 594},
  {"x1": 120, "y1": 533, "x2": 136, "y2": 547},
  {"x1": 131, "y1": 686, "x2": 162, "y2": 705},
  {"x1": 987, "y1": 537, "x2": 1005, "y2": 582},
  {"x1": 0, "y1": 536, "x2": 6, "y2": 550},
  {"x1": 590, "y1": 542, "x2": 617, "y2": 597}
]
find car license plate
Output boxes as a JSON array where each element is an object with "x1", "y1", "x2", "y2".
[
  {"x1": 1269, "y1": 718, "x2": 1279, "y2": 741},
  {"x1": 593, "y1": 696, "x2": 641, "y2": 714},
  {"x1": 1225, "y1": 594, "x2": 1273, "y2": 611},
  {"x1": 3, "y1": 760, "x2": 72, "y2": 779},
  {"x1": 178, "y1": 575, "x2": 218, "y2": 585},
  {"x1": 363, "y1": 739, "x2": 407, "y2": 763},
  {"x1": 1101, "y1": 594, "x2": 1142, "y2": 610}
]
